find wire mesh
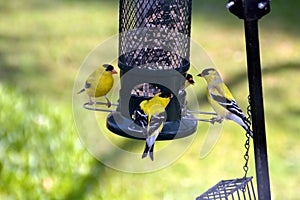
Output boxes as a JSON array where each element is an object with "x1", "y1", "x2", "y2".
[
  {"x1": 196, "y1": 177, "x2": 256, "y2": 200},
  {"x1": 119, "y1": 0, "x2": 192, "y2": 69},
  {"x1": 117, "y1": 0, "x2": 193, "y2": 117},
  {"x1": 105, "y1": 0, "x2": 198, "y2": 139}
]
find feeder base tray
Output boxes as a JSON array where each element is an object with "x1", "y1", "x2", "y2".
[{"x1": 106, "y1": 111, "x2": 197, "y2": 140}]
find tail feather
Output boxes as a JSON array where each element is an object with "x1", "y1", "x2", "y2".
[
  {"x1": 227, "y1": 114, "x2": 253, "y2": 138},
  {"x1": 241, "y1": 118, "x2": 253, "y2": 138},
  {"x1": 245, "y1": 127, "x2": 253, "y2": 138},
  {"x1": 141, "y1": 146, "x2": 148, "y2": 159},
  {"x1": 142, "y1": 132, "x2": 159, "y2": 161},
  {"x1": 77, "y1": 88, "x2": 85, "y2": 94},
  {"x1": 142, "y1": 143, "x2": 154, "y2": 161},
  {"x1": 240, "y1": 120, "x2": 253, "y2": 138}
]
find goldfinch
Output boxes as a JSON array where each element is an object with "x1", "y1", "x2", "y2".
[
  {"x1": 197, "y1": 68, "x2": 253, "y2": 137},
  {"x1": 185, "y1": 73, "x2": 195, "y2": 88},
  {"x1": 131, "y1": 91, "x2": 173, "y2": 160},
  {"x1": 78, "y1": 64, "x2": 117, "y2": 107}
]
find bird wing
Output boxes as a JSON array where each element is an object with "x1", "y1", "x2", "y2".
[
  {"x1": 86, "y1": 70, "x2": 97, "y2": 86},
  {"x1": 209, "y1": 86, "x2": 250, "y2": 124},
  {"x1": 133, "y1": 106, "x2": 148, "y2": 130},
  {"x1": 85, "y1": 81, "x2": 91, "y2": 89},
  {"x1": 85, "y1": 67, "x2": 104, "y2": 89},
  {"x1": 132, "y1": 105, "x2": 166, "y2": 136},
  {"x1": 147, "y1": 111, "x2": 166, "y2": 136}
]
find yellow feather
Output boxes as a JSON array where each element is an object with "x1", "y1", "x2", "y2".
[
  {"x1": 85, "y1": 66, "x2": 114, "y2": 98},
  {"x1": 202, "y1": 69, "x2": 230, "y2": 117},
  {"x1": 137, "y1": 92, "x2": 172, "y2": 160},
  {"x1": 199, "y1": 68, "x2": 253, "y2": 137},
  {"x1": 140, "y1": 93, "x2": 171, "y2": 125}
]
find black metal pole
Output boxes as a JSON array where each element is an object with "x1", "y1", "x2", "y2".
[
  {"x1": 244, "y1": 19, "x2": 271, "y2": 200},
  {"x1": 227, "y1": 0, "x2": 271, "y2": 199}
]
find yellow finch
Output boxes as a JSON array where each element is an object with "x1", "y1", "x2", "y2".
[
  {"x1": 78, "y1": 64, "x2": 117, "y2": 107},
  {"x1": 185, "y1": 73, "x2": 195, "y2": 88},
  {"x1": 131, "y1": 92, "x2": 173, "y2": 160},
  {"x1": 198, "y1": 68, "x2": 253, "y2": 137}
]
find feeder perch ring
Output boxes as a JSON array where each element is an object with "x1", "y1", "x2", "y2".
[
  {"x1": 83, "y1": 101, "x2": 118, "y2": 113},
  {"x1": 83, "y1": 102, "x2": 220, "y2": 125},
  {"x1": 184, "y1": 110, "x2": 221, "y2": 123}
]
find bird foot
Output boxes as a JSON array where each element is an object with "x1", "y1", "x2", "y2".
[
  {"x1": 106, "y1": 102, "x2": 111, "y2": 108},
  {"x1": 88, "y1": 100, "x2": 96, "y2": 105},
  {"x1": 210, "y1": 117, "x2": 223, "y2": 124},
  {"x1": 105, "y1": 96, "x2": 112, "y2": 108}
]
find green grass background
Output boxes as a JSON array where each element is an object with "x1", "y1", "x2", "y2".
[{"x1": 0, "y1": 0, "x2": 299, "y2": 199}]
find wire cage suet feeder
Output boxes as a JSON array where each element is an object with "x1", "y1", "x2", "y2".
[
  {"x1": 106, "y1": 0, "x2": 199, "y2": 140},
  {"x1": 196, "y1": 177, "x2": 256, "y2": 200}
]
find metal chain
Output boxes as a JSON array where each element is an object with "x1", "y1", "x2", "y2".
[{"x1": 243, "y1": 95, "x2": 252, "y2": 178}]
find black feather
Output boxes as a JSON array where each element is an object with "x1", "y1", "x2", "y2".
[
  {"x1": 211, "y1": 93, "x2": 250, "y2": 124},
  {"x1": 103, "y1": 64, "x2": 114, "y2": 72},
  {"x1": 201, "y1": 68, "x2": 215, "y2": 76},
  {"x1": 132, "y1": 105, "x2": 166, "y2": 135},
  {"x1": 132, "y1": 106, "x2": 148, "y2": 130}
]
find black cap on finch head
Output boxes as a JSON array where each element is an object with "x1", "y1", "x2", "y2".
[
  {"x1": 197, "y1": 68, "x2": 215, "y2": 77},
  {"x1": 186, "y1": 74, "x2": 195, "y2": 84},
  {"x1": 103, "y1": 64, "x2": 114, "y2": 70},
  {"x1": 103, "y1": 64, "x2": 117, "y2": 74}
]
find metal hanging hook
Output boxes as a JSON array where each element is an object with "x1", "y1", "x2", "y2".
[
  {"x1": 226, "y1": 1, "x2": 235, "y2": 9},
  {"x1": 258, "y1": 1, "x2": 268, "y2": 9}
]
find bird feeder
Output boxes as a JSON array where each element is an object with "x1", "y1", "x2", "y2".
[
  {"x1": 79, "y1": 0, "x2": 271, "y2": 198},
  {"x1": 196, "y1": 177, "x2": 256, "y2": 200},
  {"x1": 106, "y1": 0, "x2": 198, "y2": 140}
]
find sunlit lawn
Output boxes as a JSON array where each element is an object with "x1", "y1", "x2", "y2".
[{"x1": 0, "y1": 0, "x2": 300, "y2": 199}]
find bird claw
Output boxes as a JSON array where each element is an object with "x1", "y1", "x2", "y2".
[
  {"x1": 210, "y1": 117, "x2": 223, "y2": 124},
  {"x1": 105, "y1": 96, "x2": 112, "y2": 108},
  {"x1": 88, "y1": 100, "x2": 95, "y2": 105},
  {"x1": 106, "y1": 102, "x2": 112, "y2": 108}
]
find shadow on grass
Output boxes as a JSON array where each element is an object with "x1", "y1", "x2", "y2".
[
  {"x1": 0, "y1": 33, "x2": 51, "y2": 93},
  {"x1": 63, "y1": 158, "x2": 106, "y2": 200},
  {"x1": 1, "y1": 0, "x2": 298, "y2": 35},
  {"x1": 0, "y1": 34, "x2": 23, "y2": 84},
  {"x1": 192, "y1": 0, "x2": 300, "y2": 36},
  {"x1": 197, "y1": 62, "x2": 300, "y2": 104},
  {"x1": 0, "y1": 0, "x2": 299, "y2": 92},
  {"x1": 228, "y1": 62, "x2": 300, "y2": 87}
]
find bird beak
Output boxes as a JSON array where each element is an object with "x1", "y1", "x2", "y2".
[
  {"x1": 197, "y1": 73, "x2": 202, "y2": 77},
  {"x1": 111, "y1": 69, "x2": 117, "y2": 74}
]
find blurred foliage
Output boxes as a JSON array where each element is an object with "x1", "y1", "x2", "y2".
[
  {"x1": 0, "y1": 85, "x2": 93, "y2": 199},
  {"x1": 0, "y1": 0, "x2": 300, "y2": 199}
]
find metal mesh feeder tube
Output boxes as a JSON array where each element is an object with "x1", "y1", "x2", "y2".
[{"x1": 106, "y1": 0, "x2": 197, "y2": 140}]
